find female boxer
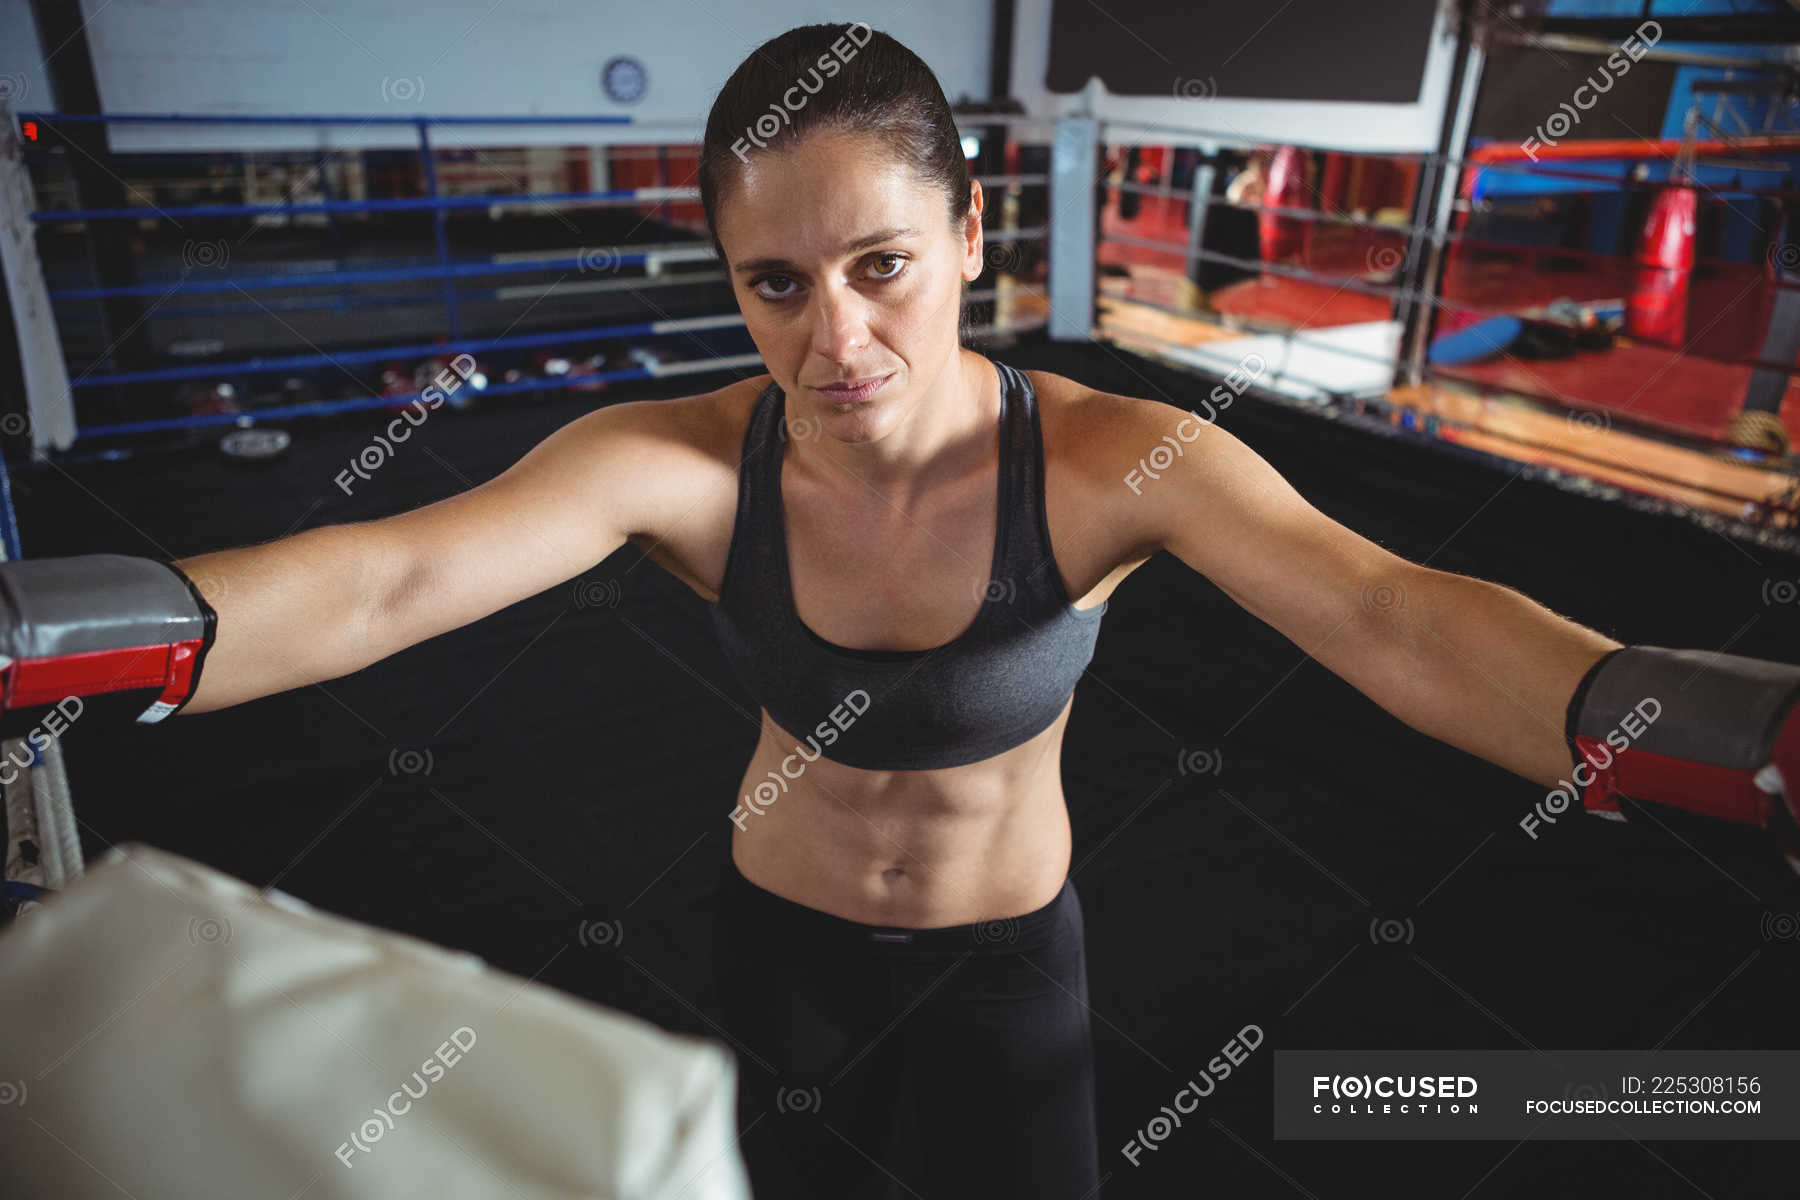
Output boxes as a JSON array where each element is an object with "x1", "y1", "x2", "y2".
[{"x1": 2, "y1": 24, "x2": 1795, "y2": 1200}]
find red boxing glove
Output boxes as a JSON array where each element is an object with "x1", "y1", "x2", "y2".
[
  {"x1": 1564, "y1": 646, "x2": 1800, "y2": 874},
  {"x1": 0, "y1": 554, "x2": 217, "y2": 739}
]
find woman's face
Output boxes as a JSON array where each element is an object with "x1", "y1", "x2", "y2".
[{"x1": 713, "y1": 130, "x2": 983, "y2": 444}]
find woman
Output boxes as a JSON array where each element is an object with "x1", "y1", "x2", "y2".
[{"x1": 3, "y1": 24, "x2": 1795, "y2": 1200}]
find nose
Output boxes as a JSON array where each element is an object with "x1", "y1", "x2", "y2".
[{"x1": 807, "y1": 280, "x2": 869, "y2": 364}]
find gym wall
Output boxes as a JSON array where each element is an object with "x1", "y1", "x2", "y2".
[{"x1": 30, "y1": 0, "x2": 997, "y2": 152}]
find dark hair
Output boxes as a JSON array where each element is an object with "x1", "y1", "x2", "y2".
[{"x1": 699, "y1": 24, "x2": 974, "y2": 283}]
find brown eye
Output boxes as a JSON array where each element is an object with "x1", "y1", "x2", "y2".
[
  {"x1": 868, "y1": 253, "x2": 907, "y2": 281},
  {"x1": 751, "y1": 274, "x2": 798, "y2": 301}
]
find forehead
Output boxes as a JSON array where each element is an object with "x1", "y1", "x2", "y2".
[{"x1": 716, "y1": 133, "x2": 945, "y2": 264}]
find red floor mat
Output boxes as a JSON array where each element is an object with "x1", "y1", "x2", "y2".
[
  {"x1": 1437, "y1": 339, "x2": 1800, "y2": 444},
  {"x1": 1209, "y1": 274, "x2": 1391, "y2": 328}
]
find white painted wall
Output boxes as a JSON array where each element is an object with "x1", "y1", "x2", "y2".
[
  {"x1": 0, "y1": 5, "x2": 59, "y2": 113},
  {"x1": 16, "y1": 1, "x2": 1457, "y2": 155},
  {"x1": 66, "y1": 0, "x2": 993, "y2": 152}
]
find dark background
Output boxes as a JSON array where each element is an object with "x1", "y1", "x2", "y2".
[
  {"x1": 1469, "y1": 45, "x2": 1678, "y2": 142},
  {"x1": 1046, "y1": 0, "x2": 1442, "y2": 103},
  {"x1": 14, "y1": 338, "x2": 1799, "y2": 1197}
]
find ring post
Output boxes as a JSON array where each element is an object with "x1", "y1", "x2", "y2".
[{"x1": 1049, "y1": 116, "x2": 1098, "y2": 342}]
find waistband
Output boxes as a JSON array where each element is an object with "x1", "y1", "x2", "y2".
[{"x1": 722, "y1": 857, "x2": 1075, "y2": 953}]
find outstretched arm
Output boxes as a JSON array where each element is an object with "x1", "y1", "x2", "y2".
[
  {"x1": 0, "y1": 395, "x2": 688, "y2": 730},
  {"x1": 1109, "y1": 394, "x2": 1620, "y2": 791},
  {"x1": 1264, "y1": 562, "x2": 1622, "y2": 793},
  {"x1": 1104, "y1": 390, "x2": 1797, "y2": 868}
]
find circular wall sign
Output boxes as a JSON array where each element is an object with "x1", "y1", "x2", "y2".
[{"x1": 602, "y1": 56, "x2": 648, "y2": 105}]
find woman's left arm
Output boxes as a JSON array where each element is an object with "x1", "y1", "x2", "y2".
[
  {"x1": 1116, "y1": 400, "x2": 1615, "y2": 790},
  {"x1": 1104, "y1": 393, "x2": 1798, "y2": 863}
]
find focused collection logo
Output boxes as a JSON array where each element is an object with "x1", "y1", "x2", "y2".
[{"x1": 1311, "y1": 1073, "x2": 1480, "y2": 1117}]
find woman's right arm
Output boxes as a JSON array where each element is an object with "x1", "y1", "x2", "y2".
[{"x1": 174, "y1": 396, "x2": 687, "y2": 713}]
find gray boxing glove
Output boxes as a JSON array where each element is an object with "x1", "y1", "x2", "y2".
[{"x1": 0, "y1": 553, "x2": 217, "y2": 739}]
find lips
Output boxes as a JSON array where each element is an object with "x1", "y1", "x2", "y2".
[{"x1": 810, "y1": 372, "x2": 894, "y2": 402}]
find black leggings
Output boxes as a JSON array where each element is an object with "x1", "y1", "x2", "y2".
[{"x1": 710, "y1": 860, "x2": 1101, "y2": 1199}]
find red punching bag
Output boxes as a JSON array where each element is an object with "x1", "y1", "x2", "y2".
[
  {"x1": 1625, "y1": 182, "x2": 1696, "y2": 348},
  {"x1": 1259, "y1": 145, "x2": 1311, "y2": 264}
]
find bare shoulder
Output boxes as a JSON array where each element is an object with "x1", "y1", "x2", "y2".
[
  {"x1": 549, "y1": 373, "x2": 769, "y2": 539},
  {"x1": 1024, "y1": 367, "x2": 1213, "y2": 468},
  {"x1": 1022, "y1": 367, "x2": 1198, "y2": 559},
  {"x1": 640, "y1": 372, "x2": 771, "y2": 460},
  {"x1": 574, "y1": 372, "x2": 767, "y2": 464},
  {"x1": 566, "y1": 373, "x2": 773, "y2": 599},
  {"x1": 1023, "y1": 364, "x2": 1380, "y2": 598}
]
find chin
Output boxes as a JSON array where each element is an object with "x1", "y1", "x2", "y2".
[{"x1": 821, "y1": 404, "x2": 889, "y2": 444}]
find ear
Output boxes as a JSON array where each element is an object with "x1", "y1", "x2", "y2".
[{"x1": 960, "y1": 180, "x2": 985, "y2": 283}]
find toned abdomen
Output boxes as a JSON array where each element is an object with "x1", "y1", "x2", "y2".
[{"x1": 726, "y1": 702, "x2": 1077, "y2": 928}]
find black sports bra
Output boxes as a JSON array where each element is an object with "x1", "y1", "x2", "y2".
[{"x1": 706, "y1": 360, "x2": 1106, "y2": 770}]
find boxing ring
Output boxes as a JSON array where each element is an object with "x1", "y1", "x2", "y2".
[
  {"x1": 9, "y1": 98, "x2": 1796, "y2": 527},
  {"x1": 4, "y1": 84, "x2": 1800, "y2": 1198},
  {"x1": 6, "y1": 106, "x2": 1054, "y2": 457},
  {"x1": 1073, "y1": 112, "x2": 1800, "y2": 541},
  {"x1": 0, "y1": 455, "x2": 80, "y2": 919}
]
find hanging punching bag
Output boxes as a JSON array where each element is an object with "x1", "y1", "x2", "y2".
[
  {"x1": 1625, "y1": 182, "x2": 1696, "y2": 348},
  {"x1": 1258, "y1": 144, "x2": 1311, "y2": 265}
]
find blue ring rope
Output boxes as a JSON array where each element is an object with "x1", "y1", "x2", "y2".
[
  {"x1": 79, "y1": 367, "x2": 663, "y2": 438},
  {"x1": 20, "y1": 111, "x2": 640, "y2": 127},
  {"x1": 32, "y1": 188, "x2": 696, "y2": 222},
  {"x1": 71, "y1": 314, "x2": 746, "y2": 388},
  {"x1": 0, "y1": 450, "x2": 24, "y2": 560},
  {"x1": 46, "y1": 250, "x2": 693, "y2": 300}
]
